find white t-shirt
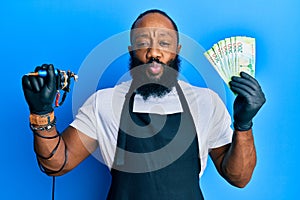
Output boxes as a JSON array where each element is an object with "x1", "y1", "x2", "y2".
[{"x1": 70, "y1": 80, "x2": 233, "y2": 177}]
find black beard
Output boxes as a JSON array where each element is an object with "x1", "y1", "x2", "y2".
[{"x1": 129, "y1": 55, "x2": 181, "y2": 100}]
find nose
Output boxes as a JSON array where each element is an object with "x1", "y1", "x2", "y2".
[{"x1": 146, "y1": 44, "x2": 162, "y2": 61}]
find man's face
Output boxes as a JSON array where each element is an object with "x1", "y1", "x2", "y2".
[{"x1": 128, "y1": 13, "x2": 182, "y2": 99}]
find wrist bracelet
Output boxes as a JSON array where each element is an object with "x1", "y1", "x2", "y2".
[
  {"x1": 30, "y1": 117, "x2": 56, "y2": 132},
  {"x1": 30, "y1": 111, "x2": 55, "y2": 126}
]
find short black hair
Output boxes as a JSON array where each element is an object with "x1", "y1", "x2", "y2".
[{"x1": 130, "y1": 9, "x2": 179, "y2": 44}]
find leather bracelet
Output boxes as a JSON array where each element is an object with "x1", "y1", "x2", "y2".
[
  {"x1": 29, "y1": 111, "x2": 55, "y2": 126},
  {"x1": 30, "y1": 117, "x2": 56, "y2": 132}
]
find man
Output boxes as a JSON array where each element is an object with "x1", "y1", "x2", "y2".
[{"x1": 22, "y1": 9, "x2": 266, "y2": 199}]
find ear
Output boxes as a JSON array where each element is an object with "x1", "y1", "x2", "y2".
[
  {"x1": 128, "y1": 45, "x2": 133, "y2": 53},
  {"x1": 176, "y1": 44, "x2": 182, "y2": 55},
  {"x1": 128, "y1": 45, "x2": 134, "y2": 57}
]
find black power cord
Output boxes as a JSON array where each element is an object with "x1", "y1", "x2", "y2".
[{"x1": 52, "y1": 176, "x2": 56, "y2": 200}]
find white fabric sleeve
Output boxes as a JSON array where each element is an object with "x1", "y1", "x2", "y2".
[
  {"x1": 207, "y1": 91, "x2": 233, "y2": 150},
  {"x1": 70, "y1": 92, "x2": 98, "y2": 140}
]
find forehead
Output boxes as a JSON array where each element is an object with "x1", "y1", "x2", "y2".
[
  {"x1": 131, "y1": 13, "x2": 178, "y2": 41},
  {"x1": 134, "y1": 13, "x2": 176, "y2": 30}
]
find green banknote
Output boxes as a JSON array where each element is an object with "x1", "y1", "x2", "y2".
[
  {"x1": 204, "y1": 36, "x2": 256, "y2": 86},
  {"x1": 235, "y1": 36, "x2": 255, "y2": 77},
  {"x1": 204, "y1": 49, "x2": 228, "y2": 83}
]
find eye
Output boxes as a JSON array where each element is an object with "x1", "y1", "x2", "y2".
[
  {"x1": 135, "y1": 41, "x2": 150, "y2": 48},
  {"x1": 159, "y1": 41, "x2": 170, "y2": 47}
]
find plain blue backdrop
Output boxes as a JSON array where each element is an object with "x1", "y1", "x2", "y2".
[{"x1": 1, "y1": 0, "x2": 299, "y2": 199}]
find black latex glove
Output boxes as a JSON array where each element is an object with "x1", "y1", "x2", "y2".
[
  {"x1": 22, "y1": 64, "x2": 57, "y2": 115},
  {"x1": 229, "y1": 72, "x2": 266, "y2": 131}
]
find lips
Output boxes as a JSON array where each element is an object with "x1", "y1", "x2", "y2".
[{"x1": 147, "y1": 62, "x2": 163, "y2": 75}]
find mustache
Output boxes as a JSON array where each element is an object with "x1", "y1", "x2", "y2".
[
  {"x1": 147, "y1": 57, "x2": 165, "y2": 65},
  {"x1": 129, "y1": 55, "x2": 180, "y2": 71}
]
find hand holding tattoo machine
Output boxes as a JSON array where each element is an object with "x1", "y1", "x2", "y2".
[
  {"x1": 27, "y1": 67, "x2": 78, "y2": 107},
  {"x1": 22, "y1": 64, "x2": 78, "y2": 115}
]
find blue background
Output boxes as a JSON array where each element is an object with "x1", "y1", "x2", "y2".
[{"x1": 1, "y1": 0, "x2": 299, "y2": 199}]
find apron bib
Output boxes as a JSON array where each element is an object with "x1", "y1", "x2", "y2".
[{"x1": 107, "y1": 82, "x2": 204, "y2": 200}]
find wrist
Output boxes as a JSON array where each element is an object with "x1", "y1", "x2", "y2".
[
  {"x1": 30, "y1": 117, "x2": 56, "y2": 132},
  {"x1": 233, "y1": 121, "x2": 253, "y2": 131},
  {"x1": 30, "y1": 114, "x2": 59, "y2": 139},
  {"x1": 29, "y1": 111, "x2": 55, "y2": 126},
  {"x1": 30, "y1": 106, "x2": 54, "y2": 115}
]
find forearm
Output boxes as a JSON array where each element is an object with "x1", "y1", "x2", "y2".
[
  {"x1": 221, "y1": 129, "x2": 256, "y2": 188},
  {"x1": 33, "y1": 124, "x2": 98, "y2": 176},
  {"x1": 33, "y1": 127, "x2": 69, "y2": 176}
]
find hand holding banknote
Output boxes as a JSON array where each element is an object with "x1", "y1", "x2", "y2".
[
  {"x1": 229, "y1": 72, "x2": 266, "y2": 131},
  {"x1": 204, "y1": 36, "x2": 266, "y2": 131}
]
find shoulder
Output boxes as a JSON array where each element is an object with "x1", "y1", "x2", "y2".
[
  {"x1": 83, "y1": 81, "x2": 131, "y2": 118},
  {"x1": 92, "y1": 80, "x2": 131, "y2": 101},
  {"x1": 178, "y1": 80, "x2": 221, "y2": 104}
]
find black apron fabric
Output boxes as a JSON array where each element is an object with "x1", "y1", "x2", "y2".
[{"x1": 107, "y1": 82, "x2": 204, "y2": 200}]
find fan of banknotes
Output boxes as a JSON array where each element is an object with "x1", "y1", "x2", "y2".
[{"x1": 204, "y1": 36, "x2": 256, "y2": 86}]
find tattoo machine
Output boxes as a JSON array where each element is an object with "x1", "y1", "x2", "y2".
[{"x1": 27, "y1": 68, "x2": 78, "y2": 107}]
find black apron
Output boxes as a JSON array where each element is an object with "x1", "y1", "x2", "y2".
[{"x1": 107, "y1": 82, "x2": 204, "y2": 200}]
